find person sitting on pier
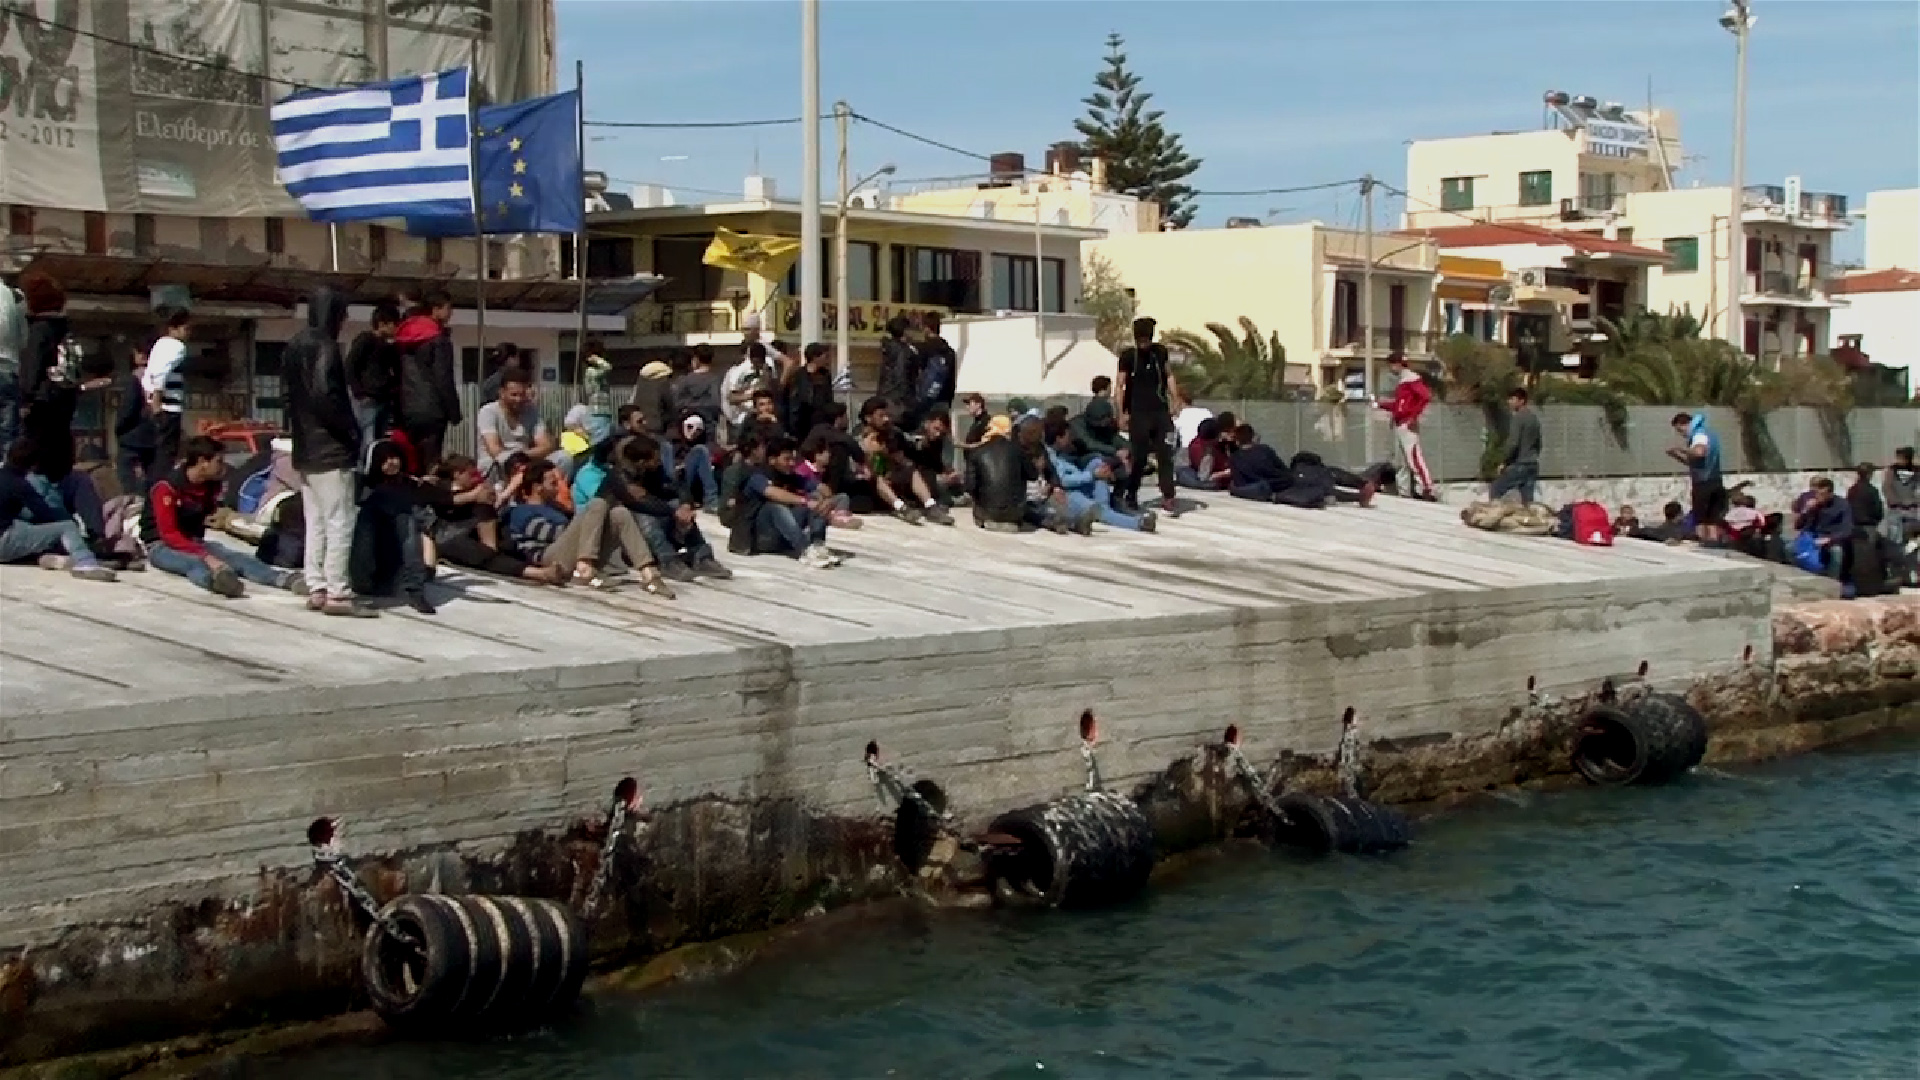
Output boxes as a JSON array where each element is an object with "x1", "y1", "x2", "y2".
[
  {"x1": 796, "y1": 431, "x2": 861, "y2": 530},
  {"x1": 1175, "y1": 416, "x2": 1231, "y2": 491},
  {"x1": 1017, "y1": 417, "x2": 1093, "y2": 534},
  {"x1": 857, "y1": 396, "x2": 948, "y2": 524},
  {"x1": 0, "y1": 439, "x2": 117, "y2": 581},
  {"x1": 1047, "y1": 418, "x2": 1156, "y2": 533},
  {"x1": 144, "y1": 436, "x2": 307, "y2": 598},
  {"x1": 1795, "y1": 476, "x2": 1854, "y2": 582},
  {"x1": 476, "y1": 370, "x2": 560, "y2": 485},
  {"x1": 350, "y1": 440, "x2": 435, "y2": 614},
  {"x1": 601, "y1": 432, "x2": 730, "y2": 584},
  {"x1": 420, "y1": 455, "x2": 560, "y2": 584},
  {"x1": 965, "y1": 415, "x2": 1032, "y2": 531},
  {"x1": 508, "y1": 458, "x2": 672, "y2": 594},
  {"x1": 734, "y1": 387, "x2": 787, "y2": 451},
  {"x1": 666, "y1": 413, "x2": 720, "y2": 512},
  {"x1": 901, "y1": 408, "x2": 964, "y2": 510},
  {"x1": 1227, "y1": 425, "x2": 1374, "y2": 509},
  {"x1": 728, "y1": 433, "x2": 840, "y2": 568}
]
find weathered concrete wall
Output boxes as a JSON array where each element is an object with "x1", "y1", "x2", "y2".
[{"x1": 0, "y1": 496, "x2": 1865, "y2": 1065}]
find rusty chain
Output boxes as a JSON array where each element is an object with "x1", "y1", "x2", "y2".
[
  {"x1": 1223, "y1": 741, "x2": 1285, "y2": 818},
  {"x1": 1081, "y1": 739, "x2": 1104, "y2": 793},
  {"x1": 580, "y1": 787, "x2": 643, "y2": 923},
  {"x1": 309, "y1": 821, "x2": 419, "y2": 951}
]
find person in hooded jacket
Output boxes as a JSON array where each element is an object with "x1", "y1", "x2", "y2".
[
  {"x1": 875, "y1": 316, "x2": 920, "y2": 421},
  {"x1": 1882, "y1": 447, "x2": 1919, "y2": 546},
  {"x1": 343, "y1": 301, "x2": 402, "y2": 456},
  {"x1": 394, "y1": 291, "x2": 460, "y2": 470},
  {"x1": 18, "y1": 271, "x2": 110, "y2": 484},
  {"x1": 283, "y1": 287, "x2": 370, "y2": 617}
]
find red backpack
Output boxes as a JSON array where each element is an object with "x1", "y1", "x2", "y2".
[{"x1": 1570, "y1": 501, "x2": 1613, "y2": 546}]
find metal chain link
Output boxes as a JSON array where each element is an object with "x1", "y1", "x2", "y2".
[
  {"x1": 1335, "y1": 721, "x2": 1363, "y2": 800},
  {"x1": 580, "y1": 793, "x2": 642, "y2": 923},
  {"x1": 866, "y1": 753, "x2": 952, "y2": 826},
  {"x1": 1224, "y1": 742, "x2": 1284, "y2": 818},
  {"x1": 1081, "y1": 739, "x2": 1104, "y2": 793},
  {"x1": 310, "y1": 830, "x2": 418, "y2": 950}
]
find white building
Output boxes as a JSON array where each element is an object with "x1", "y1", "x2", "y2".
[{"x1": 1831, "y1": 188, "x2": 1920, "y2": 378}]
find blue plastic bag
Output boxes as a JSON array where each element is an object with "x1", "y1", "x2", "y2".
[{"x1": 1791, "y1": 531, "x2": 1825, "y2": 574}]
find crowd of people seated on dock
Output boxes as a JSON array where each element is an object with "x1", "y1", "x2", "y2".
[{"x1": 0, "y1": 275, "x2": 1440, "y2": 612}]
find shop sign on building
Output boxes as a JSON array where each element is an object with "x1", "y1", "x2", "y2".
[{"x1": 776, "y1": 298, "x2": 949, "y2": 338}]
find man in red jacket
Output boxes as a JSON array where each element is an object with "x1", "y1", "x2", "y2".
[{"x1": 1377, "y1": 353, "x2": 1435, "y2": 500}]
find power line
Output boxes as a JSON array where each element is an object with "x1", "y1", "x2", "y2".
[
  {"x1": 847, "y1": 110, "x2": 1361, "y2": 200},
  {"x1": 16, "y1": 8, "x2": 334, "y2": 95},
  {"x1": 585, "y1": 117, "x2": 810, "y2": 130}
]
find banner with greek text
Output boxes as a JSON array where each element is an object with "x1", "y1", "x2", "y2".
[{"x1": 0, "y1": 0, "x2": 550, "y2": 217}]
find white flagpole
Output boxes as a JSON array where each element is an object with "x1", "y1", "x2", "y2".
[
  {"x1": 467, "y1": 46, "x2": 488, "y2": 364},
  {"x1": 574, "y1": 59, "x2": 588, "y2": 393}
]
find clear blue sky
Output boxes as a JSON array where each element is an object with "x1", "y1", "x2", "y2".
[{"x1": 558, "y1": 0, "x2": 1918, "y2": 261}]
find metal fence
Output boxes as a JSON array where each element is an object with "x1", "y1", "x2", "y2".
[{"x1": 964, "y1": 396, "x2": 1920, "y2": 483}]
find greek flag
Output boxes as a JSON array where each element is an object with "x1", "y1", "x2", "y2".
[{"x1": 271, "y1": 67, "x2": 474, "y2": 224}]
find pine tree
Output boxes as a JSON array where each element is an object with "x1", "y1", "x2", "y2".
[{"x1": 1074, "y1": 33, "x2": 1203, "y2": 229}]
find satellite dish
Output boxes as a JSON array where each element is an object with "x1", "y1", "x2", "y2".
[{"x1": 1489, "y1": 284, "x2": 1515, "y2": 307}]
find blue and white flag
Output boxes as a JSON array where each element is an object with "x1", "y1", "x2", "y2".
[{"x1": 271, "y1": 67, "x2": 473, "y2": 224}]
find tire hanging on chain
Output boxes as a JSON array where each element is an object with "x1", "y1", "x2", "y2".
[
  {"x1": 1572, "y1": 692, "x2": 1710, "y2": 786},
  {"x1": 984, "y1": 790, "x2": 1155, "y2": 909},
  {"x1": 1264, "y1": 792, "x2": 1412, "y2": 855},
  {"x1": 361, "y1": 893, "x2": 589, "y2": 1032}
]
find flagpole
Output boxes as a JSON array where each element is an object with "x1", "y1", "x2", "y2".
[
  {"x1": 467, "y1": 44, "x2": 488, "y2": 370},
  {"x1": 573, "y1": 59, "x2": 588, "y2": 394}
]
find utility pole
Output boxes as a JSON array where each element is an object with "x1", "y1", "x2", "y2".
[
  {"x1": 1724, "y1": 0, "x2": 1753, "y2": 350},
  {"x1": 834, "y1": 101, "x2": 851, "y2": 392},
  {"x1": 799, "y1": 0, "x2": 822, "y2": 347},
  {"x1": 1361, "y1": 172, "x2": 1377, "y2": 464}
]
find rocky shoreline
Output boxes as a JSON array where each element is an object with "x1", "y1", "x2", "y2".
[{"x1": 4, "y1": 595, "x2": 1916, "y2": 1077}]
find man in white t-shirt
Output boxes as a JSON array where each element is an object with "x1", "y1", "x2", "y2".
[
  {"x1": 475, "y1": 369, "x2": 557, "y2": 483},
  {"x1": 143, "y1": 308, "x2": 191, "y2": 476},
  {"x1": 722, "y1": 341, "x2": 774, "y2": 435},
  {"x1": 1172, "y1": 388, "x2": 1212, "y2": 450}
]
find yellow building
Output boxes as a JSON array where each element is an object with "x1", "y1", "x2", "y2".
[
  {"x1": 890, "y1": 146, "x2": 1159, "y2": 235},
  {"x1": 1403, "y1": 92, "x2": 1682, "y2": 231},
  {"x1": 1087, "y1": 222, "x2": 1440, "y2": 390},
  {"x1": 587, "y1": 195, "x2": 1100, "y2": 386}
]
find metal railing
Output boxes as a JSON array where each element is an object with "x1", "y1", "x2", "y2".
[
  {"x1": 1326, "y1": 327, "x2": 1441, "y2": 355},
  {"x1": 640, "y1": 300, "x2": 740, "y2": 336}
]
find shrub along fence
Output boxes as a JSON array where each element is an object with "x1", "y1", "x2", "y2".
[{"x1": 964, "y1": 397, "x2": 1920, "y2": 485}]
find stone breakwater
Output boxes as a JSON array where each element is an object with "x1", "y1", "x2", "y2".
[{"x1": 3, "y1": 593, "x2": 1914, "y2": 1070}]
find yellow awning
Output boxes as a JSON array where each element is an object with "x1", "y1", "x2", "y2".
[{"x1": 1437, "y1": 255, "x2": 1506, "y2": 281}]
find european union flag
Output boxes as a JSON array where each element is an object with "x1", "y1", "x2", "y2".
[{"x1": 409, "y1": 89, "x2": 582, "y2": 236}]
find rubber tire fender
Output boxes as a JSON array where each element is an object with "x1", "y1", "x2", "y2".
[
  {"x1": 1271, "y1": 793, "x2": 1411, "y2": 854},
  {"x1": 1572, "y1": 693, "x2": 1709, "y2": 787},
  {"x1": 361, "y1": 894, "x2": 475, "y2": 1030},
  {"x1": 986, "y1": 791, "x2": 1154, "y2": 910}
]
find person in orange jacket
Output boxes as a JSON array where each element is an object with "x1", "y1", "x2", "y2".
[{"x1": 1376, "y1": 353, "x2": 1435, "y2": 500}]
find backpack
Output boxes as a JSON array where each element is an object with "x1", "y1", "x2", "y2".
[
  {"x1": 916, "y1": 349, "x2": 951, "y2": 406},
  {"x1": 1569, "y1": 501, "x2": 1613, "y2": 546}
]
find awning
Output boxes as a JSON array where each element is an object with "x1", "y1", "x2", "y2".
[{"x1": 18, "y1": 252, "x2": 665, "y2": 315}]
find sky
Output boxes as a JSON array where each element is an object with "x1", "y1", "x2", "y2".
[{"x1": 557, "y1": 0, "x2": 1920, "y2": 263}]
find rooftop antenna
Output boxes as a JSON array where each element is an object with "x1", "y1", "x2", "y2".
[{"x1": 752, "y1": 138, "x2": 761, "y2": 175}]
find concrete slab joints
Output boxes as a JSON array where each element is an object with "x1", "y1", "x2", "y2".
[{"x1": 0, "y1": 496, "x2": 1786, "y2": 1059}]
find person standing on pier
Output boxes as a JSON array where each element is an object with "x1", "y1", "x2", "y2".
[
  {"x1": 1115, "y1": 317, "x2": 1180, "y2": 516},
  {"x1": 1378, "y1": 353, "x2": 1435, "y2": 500},
  {"x1": 284, "y1": 287, "x2": 370, "y2": 618},
  {"x1": 1489, "y1": 388, "x2": 1541, "y2": 505},
  {"x1": 1670, "y1": 411, "x2": 1727, "y2": 545}
]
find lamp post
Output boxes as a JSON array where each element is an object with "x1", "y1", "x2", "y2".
[
  {"x1": 1721, "y1": 0, "x2": 1754, "y2": 350},
  {"x1": 799, "y1": 0, "x2": 823, "y2": 347},
  {"x1": 835, "y1": 136, "x2": 894, "y2": 390}
]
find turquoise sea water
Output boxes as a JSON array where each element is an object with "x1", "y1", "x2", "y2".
[{"x1": 268, "y1": 737, "x2": 1917, "y2": 1080}]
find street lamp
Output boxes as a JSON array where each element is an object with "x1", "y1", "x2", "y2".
[
  {"x1": 835, "y1": 157, "x2": 894, "y2": 385},
  {"x1": 1722, "y1": 0, "x2": 1754, "y2": 350}
]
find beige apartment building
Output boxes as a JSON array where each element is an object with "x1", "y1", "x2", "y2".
[
  {"x1": 1088, "y1": 222, "x2": 1440, "y2": 390},
  {"x1": 1403, "y1": 93, "x2": 1853, "y2": 363},
  {"x1": 890, "y1": 144, "x2": 1160, "y2": 235}
]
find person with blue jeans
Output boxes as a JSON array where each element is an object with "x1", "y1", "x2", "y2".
[
  {"x1": 0, "y1": 441, "x2": 116, "y2": 580},
  {"x1": 142, "y1": 435, "x2": 306, "y2": 599},
  {"x1": 1489, "y1": 386, "x2": 1541, "y2": 504},
  {"x1": 1044, "y1": 418, "x2": 1156, "y2": 533},
  {"x1": 667, "y1": 414, "x2": 719, "y2": 512},
  {"x1": 726, "y1": 434, "x2": 837, "y2": 568},
  {"x1": 1795, "y1": 476, "x2": 1854, "y2": 583},
  {"x1": 598, "y1": 432, "x2": 732, "y2": 583}
]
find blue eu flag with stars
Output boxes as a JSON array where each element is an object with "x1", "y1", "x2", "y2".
[{"x1": 410, "y1": 89, "x2": 582, "y2": 236}]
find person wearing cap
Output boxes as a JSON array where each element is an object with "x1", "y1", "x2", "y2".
[
  {"x1": 1115, "y1": 316, "x2": 1180, "y2": 515},
  {"x1": 630, "y1": 356, "x2": 675, "y2": 436},
  {"x1": 666, "y1": 412, "x2": 720, "y2": 512},
  {"x1": 1376, "y1": 353, "x2": 1435, "y2": 500},
  {"x1": 965, "y1": 414, "x2": 1040, "y2": 530}
]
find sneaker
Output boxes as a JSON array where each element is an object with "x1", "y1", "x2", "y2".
[
  {"x1": 801, "y1": 544, "x2": 839, "y2": 569},
  {"x1": 323, "y1": 597, "x2": 378, "y2": 618},
  {"x1": 923, "y1": 503, "x2": 954, "y2": 526},
  {"x1": 307, "y1": 592, "x2": 328, "y2": 612},
  {"x1": 1137, "y1": 510, "x2": 1158, "y2": 534},
  {"x1": 1044, "y1": 511, "x2": 1071, "y2": 534},
  {"x1": 122, "y1": 556, "x2": 146, "y2": 572},
  {"x1": 661, "y1": 559, "x2": 698, "y2": 583},
  {"x1": 404, "y1": 590, "x2": 436, "y2": 615},
  {"x1": 1356, "y1": 481, "x2": 1378, "y2": 509},
  {"x1": 208, "y1": 568, "x2": 246, "y2": 598},
  {"x1": 1072, "y1": 504, "x2": 1100, "y2": 535},
  {"x1": 895, "y1": 505, "x2": 924, "y2": 526},
  {"x1": 949, "y1": 493, "x2": 973, "y2": 509},
  {"x1": 691, "y1": 556, "x2": 734, "y2": 580},
  {"x1": 283, "y1": 571, "x2": 310, "y2": 596},
  {"x1": 70, "y1": 563, "x2": 118, "y2": 583},
  {"x1": 36, "y1": 553, "x2": 70, "y2": 571},
  {"x1": 1159, "y1": 496, "x2": 1180, "y2": 516},
  {"x1": 829, "y1": 511, "x2": 863, "y2": 530}
]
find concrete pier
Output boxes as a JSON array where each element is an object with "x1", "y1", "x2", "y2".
[{"x1": 0, "y1": 496, "x2": 1782, "y2": 1060}]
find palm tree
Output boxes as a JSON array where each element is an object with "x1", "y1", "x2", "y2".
[{"x1": 1162, "y1": 317, "x2": 1289, "y2": 399}]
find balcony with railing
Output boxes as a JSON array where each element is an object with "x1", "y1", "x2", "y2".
[
  {"x1": 1742, "y1": 269, "x2": 1849, "y2": 307},
  {"x1": 1741, "y1": 185, "x2": 1851, "y2": 228},
  {"x1": 1325, "y1": 327, "x2": 1440, "y2": 356}
]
